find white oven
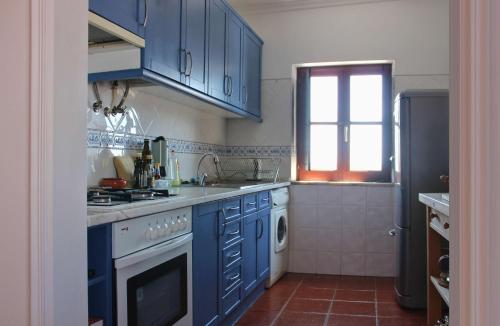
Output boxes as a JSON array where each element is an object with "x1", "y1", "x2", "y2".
[{"x1": 113, "y1": 207, "x2": 193, "y2": 326}]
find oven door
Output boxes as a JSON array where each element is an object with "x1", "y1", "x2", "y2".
[{"x1": 115, "y1": 233, "x2": 193, "y2": 326}]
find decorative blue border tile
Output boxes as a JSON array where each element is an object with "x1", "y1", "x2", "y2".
[{"x1": 86, "y1": 128, "x2": 293, "y2": 158}]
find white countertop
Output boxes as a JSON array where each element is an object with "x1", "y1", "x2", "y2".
[
  {"x1": 418, "y1": 193, "x2": 449, "y2": 216},
  {"x1": 87, "y1": 182, "x2": 291, "y2": 227}
]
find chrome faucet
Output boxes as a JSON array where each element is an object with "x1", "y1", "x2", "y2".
[{"x1": 196, "y1": 152, "x2": 221, "y2": 186}]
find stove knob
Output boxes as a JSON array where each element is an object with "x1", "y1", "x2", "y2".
[
  {"x1": 156, "y1": 224, "x2": 162, "y2": 237},
  {"x1": 163, "y1": 223, "x2": 170, "y2": 236},
  {"x1": 150, "y1": 226, "x2": 158, "y2": 240},
  {"x1": 170, "y1": 219, "x2": 177, "y2": 232},
  {"x1": 146, "y1": 227, "x2": 154, "y2": 241},
  {"x1": 182, "y1": 217, "x2": 189, "y2": 228}
]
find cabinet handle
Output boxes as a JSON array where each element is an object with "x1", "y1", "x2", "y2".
[
  {"x1": 141, "y1": 0, "x2": 149, "y2": 27},
  {"x1": 228, "y1": 76, "x2": 233, "y2": 96},
  {"x1": 226, "y1": 206, "x2": 240, "y2": 211},
  {"x1": 388, "y1": 229, "x2": 396, "y2": 237},
  {"x1": 228, "y1": 229, "x2": 240, "y2": 236},
  {"x1": 246, "y1": 201, "x2": 257, "y2": 207},
  {"x1": 242, "y1": 86, "x2": 247, "y2": 104},
  {"x1": 245, "y1": 86, "x2": 248, "y2": 105},
  {"x1": 180, "y1": 49, "x2": 187, "y2": 74},
  {"x1": 257, "y1": 218, "x2": 264, "y2": 239},
  {"x1": 224, "y1": 75, "x2": 229, "y2": 95},
  {"x1": 228, "y1": 251, "x2": 240, "y2": 258},
  {"x1": 261, "y1": 197, "x2": 269, "y2": 202},
  {"x1": 344, "y1": 125, "x2": 349, "y2": 143},
  {"x1": 227, "y1": 273, "x2": 240, "y2": 281},
  {"x1": 186, "y1": 51, "x2": 193, "y2": 76},
  {"x1": 219, "y1": 209, "x2": 227, "y2": 237}
]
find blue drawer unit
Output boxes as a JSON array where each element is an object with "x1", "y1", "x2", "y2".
[
  {"x1": 89, "y1": 0, "x2": 146, "y2": 37},
  {"x1": 193, "y1": 190, "x2": 271, "y2": 325}
]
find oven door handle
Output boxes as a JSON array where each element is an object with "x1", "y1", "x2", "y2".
[{"x1": 115, "y1": 233, "x2": 193, "y2": 270}]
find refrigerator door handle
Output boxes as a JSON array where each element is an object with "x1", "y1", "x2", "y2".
[{"x1": 388, "y1": 229, "x2": 397, "y2": 236}]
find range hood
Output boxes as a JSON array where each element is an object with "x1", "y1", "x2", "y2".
[{"x1": 88, "y1": 11, "x2": 145, "y2": 48}]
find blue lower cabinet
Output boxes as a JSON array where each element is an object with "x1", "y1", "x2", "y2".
[
  {"x1": 193, "y1": 193, "x2": 270, "y2": 325},
  {"x1": 257, "y1": 208, "x2": 271, "y2": 281},
  {"x1": 242, "y1": 212, "x2": 259, "y2": 296},
  {"x1": 193, "y1": 201, "x2": 221, "y2": 326}
]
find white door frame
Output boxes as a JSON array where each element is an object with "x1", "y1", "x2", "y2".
[
  {"x1": 450, "y1": 0, "x2": 493, "y2": 325},
  {"x1": 30, "y1": 0, "x2": 55, "y2": 324}
]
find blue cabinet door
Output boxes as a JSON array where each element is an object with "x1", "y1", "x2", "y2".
[
  {"x1": 143, "y1": 0, "x2": 183, "y2": 82},
  {"x1": 225, "y1": 10, "x2": 243, "y2": 108},
  {"x1": 182, "y1": 0, "x2": 208, "y2": 93},
  {"x1": 257, "y1": 209, "x2": 271, "y2": 281},
  {"x1": 193, "y1": 202, "x2": 221, "y2": 326},
  {"x1": 89, "y1": 0, "x2": 145, "y2": 37},
  {"x1": 242, "y1": 28, "x2": 262, "y2": 117},
  {"x1": 242, "y1": 212, "x2": 258, "y2": 296},
  {"x1": 208, "y1": 0, "x2": 228, "y2": 101}
]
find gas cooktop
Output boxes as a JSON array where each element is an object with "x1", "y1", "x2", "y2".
[{"x1": 87, "y1": 188, "x2": 179, "y2": 207}]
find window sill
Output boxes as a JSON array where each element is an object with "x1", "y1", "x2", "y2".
[{"x1": 291, "y1": 180, "x2": 395, "y2": 187}]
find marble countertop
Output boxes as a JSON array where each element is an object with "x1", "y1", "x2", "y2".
[
  {"x1": 419, "y1": 193, "x2": 449, "y2": 216},
  {"x1": 87, "y1": 182, "x2": 291, "y2": 227}
]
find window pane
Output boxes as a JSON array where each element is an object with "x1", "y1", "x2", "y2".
[
  {"x1": 350, "y1": 125, "x2": 382, "y2": 171},
  {"x1": 310, "y1": 76, "x2": 338, "y2": 122},
  {"x1": 310, "y1": 125, "x2": 337, "y2": 170},
  {"x1": 350, "y1": 75, "x2": 382, "y2": 122}
]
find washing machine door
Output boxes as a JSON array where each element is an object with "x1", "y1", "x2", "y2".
[{"x1": 274, "y1": 209, "x2": 288, "y2": 253}]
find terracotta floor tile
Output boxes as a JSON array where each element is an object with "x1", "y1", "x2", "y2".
[
  {"x1": 377, "y1": 290, "x2": 397, "y2": 303},
  {"x1": 378, "y1": 317, "x2": 427, "y2": 326},
  {"x1": 285, "y1": 298, "x2": 331, "y2": 313},
  {"x1": 375, "y1": 277, "x2": 396, "y2": 291},
  {"x1": 327, "y1": 315, "x2": 377, "y2": 326},
  {"x1": 301, "y1": 277, "x2": 338, "y2": 289},
  {"x1": 338, "y1": 277, "x2": 376, "y2": 290},
  {"x1": 236, "y1": 310, "x2": 279, "y2": 326},
  {"x1": 377, "y1": 302, "x2": 426, "y2": 319},
  {"x1": 249, "y1": 294, "x2": 288, "y2": 311},
  {"x1": 331, "y1": 301, "x2": 375, "y2": 316},
  {"x1": 334, "y1": 289, "x2": 375, "y2": 302},
  {"x1": 294, "y1": 286, "x2": 335, "y2": 300},
  {"x1": 275, "y1": 311, "x2": 327, "y2": 326}
]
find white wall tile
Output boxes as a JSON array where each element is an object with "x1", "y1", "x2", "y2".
[
  {"x1": 317, "y1": 205, "x2": 342, "y2": 229},
  {"x1": 290, "y1": 185, "x2": 318, "y2": 205},
  {"x1": 366, "y1": 206, "x2": 393, "y2": 230},
  {"x1": 289, "y1": 204, "x2": 317, "y2": 229},
  {"x1": 342, "y1": 205, "x2": 366, "y2": 229},
  {"x1": 317, "y1": 229, "x2": 342, "y2": 251},
  {"x1": 342, "y1": 186, "x2": 366, "y2": 205},
  {"x1": 290, "y1": 250, "x2": 317, "y2": 273},
  {"x1": 341, "y1": 227, "x2": 366, "y2": 253},
  {"x1": 293, "y1": 228, "x2": 317, "y2": 250},
  {"x1": 317, "y1": 185, "x2": 342, "y2": 205},
  {"x1": 341, "y1": 253, "x2": 366, "y2": 276},
  {"x1": 317, "y1": 251, "x2": 341, "y2": 275},
  {"x1": 365, "y1": 230, "x2": 395, "y2": 253},
  {"x1": 367, "y1": 186, "x2": 394, "y2": 207},
  {"x1": 366, "y1": 254, "x2": 395, "y2": 277}
]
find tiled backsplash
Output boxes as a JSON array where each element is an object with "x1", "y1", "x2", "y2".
[{"x1": 288, "y1": 183, "x2": 395, "y2": 277}]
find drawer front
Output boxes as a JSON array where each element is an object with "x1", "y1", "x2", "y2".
[
  {"x1": 222, "y1": 218, "x2": 243, "y2": 248},
  {"x1": 222, "y1": 284, "x2": 242, "y2": 317},
  {"x1": 223, "y1": 264, "x2": 242, "y2": 296},
  {"x1": 243, "y1": 193, "x2": 259, "y2": 215},
  {"x1": 258, "y1": 191, "x2": 270, "y2": 210},
  {"x1": 223, "y1": 240, "x2": 243, "y2": 271},
  {"x1": 223, "y1": 197, "x2": 242, "y2": 220}
]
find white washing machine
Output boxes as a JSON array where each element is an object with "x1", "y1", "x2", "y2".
[{"x1": 267, "y1": 187, "x2": 289, "y2": 287}]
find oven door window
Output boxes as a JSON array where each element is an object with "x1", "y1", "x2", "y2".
[{"x1": 127, "y1": 253, "x2": 187, "y2": 326}]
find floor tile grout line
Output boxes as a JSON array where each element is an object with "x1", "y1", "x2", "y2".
[
  {"x1": 323, "y1": 288, "x2": 336, "y2": 326},
  {"x1": 269, "y1": 278, "x2": 304, "y2": 326},
  {"x1": 374, "y1": 282, "x2": 380, "y2": 326}
]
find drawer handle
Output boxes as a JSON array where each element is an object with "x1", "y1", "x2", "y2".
[
  {"x1": 227, "y1": 206, "x2": 240, "y2": 211},
  {"x1": 246, "y1": 202, "x2": 257, "y2": 206},
  {"x1": 228, "y1": 251, "x2": 241, "y2": 258},
  {"x1": 227, "y1": 273, "x2": 240, "y2": 281},
  {"x1": 261, "y1": 197, "x2": 269, "y2": 202},
  {"x1": 228, "y1": 229, "x2": 240, "y2": 236}
]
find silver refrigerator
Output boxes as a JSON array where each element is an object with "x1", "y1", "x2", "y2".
[{"x1": 392, "y1": 90, "x2": 449, "y2": 309}]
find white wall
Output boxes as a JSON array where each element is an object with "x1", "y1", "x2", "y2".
[
  {"x1": 53, "y1": 0, "x2": 88, "y2": 324},
  {"x1": 0, "y1": 1, "x2": 31, "y2": 325},
  {"x1": 87, "y1": 83, "x2": 227, "y2": 186}
]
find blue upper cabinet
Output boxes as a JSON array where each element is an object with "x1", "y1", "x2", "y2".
[
  {"x1": 182, "y1": 0, "x2": 209, "y2": 93},
  {"x1": 208, "y1": 0, "x2": 228, "y2": 101},
  {"x1": 143, "y1": 0, "x2": 183, "y2": 82},
  {"x1": 242, "y1": 27, "x2": 263, "y2": 117},
  {"x1": 89, "y1": 0, "x2": 146, "y2": 37},
  {"x1": 225, "y1": 10, "x2": 243, "y2": 108}
]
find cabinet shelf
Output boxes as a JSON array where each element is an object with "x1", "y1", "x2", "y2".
[
  {"x1": 430, "y1": 276, "x2": 450, "y2": 307},
  {"x1": 429, "y1": 217, "x2": 449, "y2": 241}
]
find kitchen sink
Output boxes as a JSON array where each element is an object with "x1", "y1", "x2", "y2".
[{"x1": 203, "y1": 181, "x2": 274, "y2": 190}]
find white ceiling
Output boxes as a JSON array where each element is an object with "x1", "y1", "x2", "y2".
[{"x1": 228, "y1": 0, "x2": 405, "y2": 14}]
